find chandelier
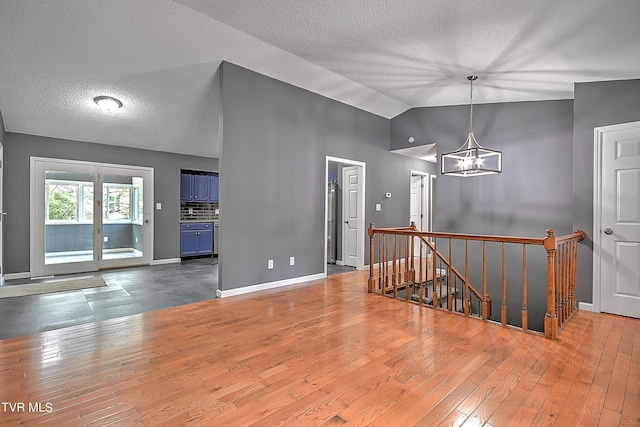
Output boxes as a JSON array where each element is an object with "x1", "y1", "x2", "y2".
[{"x1": 441, "y1": 76, "x2": 502, "y2": 176}]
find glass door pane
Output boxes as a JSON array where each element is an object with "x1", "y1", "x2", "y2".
[
  {"x1": 99, "y1": 169, "x2": 150, "y2": 268},
  {"x1": 32, "y1": 159, "x2": 98, "y2": 277},
  {"x1": 44, "y1": 170, "x2": 95, "y2": 265}
]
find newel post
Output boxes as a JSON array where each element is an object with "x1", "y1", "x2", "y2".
[
  {"x1": 544, "y1": 229, "x2": 558, "y2": 339},
  {"x1": 368, "y1": 222, "x2": 375, "y2": 293}
]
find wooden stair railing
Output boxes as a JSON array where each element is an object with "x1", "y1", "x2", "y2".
[
  {"x1": 368, "y1": 223, "x2": 584, "y2": 339},
  {"x1": 416, "y1": 233, "x2": 488, "y2": 318}
]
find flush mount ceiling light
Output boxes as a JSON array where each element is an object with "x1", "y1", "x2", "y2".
[
  {"x1": 441, "y1": 76, "x2": 502, "y2": 177},
  {"x1": 94, "y1": 96, "x2": 122, "y2": 111}
]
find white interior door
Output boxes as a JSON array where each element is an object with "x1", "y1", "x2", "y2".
[
  {"x1": 0, "y1": 143, "x2": 4, "y2": 285},
  {"x1": 599, "y1": 123, "x2": 640, "y2": 318},
  {"x1": 410, "y1": 175, "x2": 422, "y2": 229},
  {"x1": 410, "y1": 173, "x2": 430, "y2": 256},
  {"x1": 343, "y1": 166, "x2": 360, "y2": 268}
]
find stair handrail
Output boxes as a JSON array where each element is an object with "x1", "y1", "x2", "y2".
[{"x1": 368, "y1": 223, "x2": 585, "y2": 339}]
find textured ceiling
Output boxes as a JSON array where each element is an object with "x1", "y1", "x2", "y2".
[{"x1": 0, "y1": 0, "x2": 639, "y2": 157}]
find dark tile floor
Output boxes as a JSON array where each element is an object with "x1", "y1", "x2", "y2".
[
  {"x1": 0, "y1": 257, "x2": 218, "y2": 340},
  {"x1": 327, "y1": 263, "x2": 357, "y2": 276},
  {"x1": 0, "y1": 259, "x2": 355, "y2": 341}
]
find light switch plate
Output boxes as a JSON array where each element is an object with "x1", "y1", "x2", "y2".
[
  {"x1": 375, "y1": 203, "x2": 381, "y2": 211},
  {"x1": 290, "y1": 256, "x2": 295, "y2": 266},
  {"x1": 156, "y1": 202, "x2": 162, "y2": 210},
  {"x1": 268, "y1": 259, "x2": 274, "y2": 269}
]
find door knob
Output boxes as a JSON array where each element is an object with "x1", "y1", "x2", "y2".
[
  {"x1": 604, "y1": 228, "x2": 613, "y2": 235},
  {"x1": 144, "y1": 219, "x2": 150, "y2": 224}
]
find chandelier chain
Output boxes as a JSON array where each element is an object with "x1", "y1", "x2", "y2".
[{"x1": 469, "y1": 76, "x2": 474, "y2": 131}]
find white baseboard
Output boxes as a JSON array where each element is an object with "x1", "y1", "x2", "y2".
[
  {"x1": 4, "y1": 272, "x2": 31, "y2": 281},
  {"x1": 216, "y1": 273, "x2": 325, "y2": 298},
  {"x1": 336, "y1": 260, "x2": 345, "y2": 266},
  {"x1": 579, "y1": 302, "x2": 595, "y2": 312},
  {"x1": 150, "y1": 258, "x2": 181, "y2": 266}
]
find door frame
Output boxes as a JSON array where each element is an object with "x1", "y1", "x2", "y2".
[
  {"x1": 325, "y1": 156, "x2": 366, "y2": 275},
  {"x1": 409, "y1": 170, "x2": 430, "y2": 232},
  {"x1": 30, "y1": 157, "x2": 154, "y2": 277},
  {"x1": 592, "y1": 120, "x2": 640, "y2": 313}
]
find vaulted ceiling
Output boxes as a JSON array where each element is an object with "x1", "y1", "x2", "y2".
[{"x1": 0, "y1": 0, "x2": 638, "y2": 157}]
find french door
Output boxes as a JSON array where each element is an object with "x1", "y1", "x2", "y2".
[{"x1": 31, "y1": 158, "x2": 153, "y2": 277}]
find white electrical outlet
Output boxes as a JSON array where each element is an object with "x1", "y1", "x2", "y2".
[
  {"x1": 135, "y1": 237, "x2": 139, "y2": 243},
  {"x1": 104, "y1": 236, "x2": 108, "y2": 242},
  {"x1": 268, "y1": 259, "x2": 274, "y2": 269},
  {"x1": 156, "y1": 202, "x2": 162, "y2": 210},
  {"x1": 290, "y1": 256, "x2": 295, "y2": 266},
  {"x1": 375, "y1": 203, "x2": 381, "y2": 211}
]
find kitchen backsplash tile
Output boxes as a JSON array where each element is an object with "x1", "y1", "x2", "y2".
[{"x1": 180, "y1": 202, "x2": 219, "y2": 222}]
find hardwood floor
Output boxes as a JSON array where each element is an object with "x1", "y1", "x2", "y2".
[{"x1": 0, "y1": 269, "x2": 638, "y2": 426}]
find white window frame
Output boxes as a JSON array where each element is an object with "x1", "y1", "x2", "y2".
[{"x1": 45, "y1": 179, "x2": 94, "y2": 224}]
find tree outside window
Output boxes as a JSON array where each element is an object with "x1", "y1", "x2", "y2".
[{"x1": 47, "y1": 183, "x2": 78, "y2": 221}]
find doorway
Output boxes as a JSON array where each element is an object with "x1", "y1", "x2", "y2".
[
  {"x1": 410, "y1": 171, "x2": 432, "y2": 256},
  {"x1": 593, "y1": 121, "x2": 640, "y2": 318},
  {"x1": 325, "y1": 157, "x2": 365, "y2": 274},
  {"x1": 31, "y1": 157, "x2": 153, "y2": 277}
]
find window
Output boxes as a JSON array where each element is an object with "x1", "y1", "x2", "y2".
[
  {"x1": 103, "y1": 185, "x2": 131, "y2": 221},
  {"x1": 46, "y1": 180, "x2": 93, "y2": 222},
  {"x1": 45, "y1": 180, "x2": 140, "y2": 224}
]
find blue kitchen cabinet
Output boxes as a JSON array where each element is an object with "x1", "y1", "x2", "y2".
[
  {"x1": 180, "y1": 223, "x2": 213, "y2": 257},
  {"x1": 180, "y1": 173, "x2": 210, "y2": 201},
  {"x1": 193, "y1": 174, "x2": 209, "y2": 201},
  {"x1": 209, "y1": 174, "x2": 219, "y2": 202},
  {"x1": 198, "y1": 228, "x2": 213, "y2": 254},
  {"x1": 180, "y1": 227, "x2": 198, "y2": 256},
  {"x1": 180, "y1": 173, "x2": 193, "y2": 201}
]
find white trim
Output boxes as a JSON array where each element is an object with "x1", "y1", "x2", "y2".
[
  {"x1": 216, "y1": 273, "x2": 325, "y2": 298},
  {"x1": 336, "y1": 260, "x2": 345, "y2": 266},
  {"x1": 592, "y1": 120, "x2": 640, "y2": 314},
  {"x1": 150, "y1": 258, "x2": 181, "y2": 266},
  {"x1": 430, "y1": 175, "x2": 436, "y2": 232},
  {"x1": 579, "y1": 302, "x2": 595, "y2": 312},
  {"x1": 325, "y1": 156, "x2": 366, "y2": 276},
  {"x1": 30, "y1": 156, "x2": 152, "y2": 172},
  {"x1": 4, "y1": 272, "x2": 31, "y2": 281}
]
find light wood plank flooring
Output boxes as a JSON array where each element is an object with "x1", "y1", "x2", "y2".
[{"x1": 1, "y1": 270, "x2": 639, "y2": 426}]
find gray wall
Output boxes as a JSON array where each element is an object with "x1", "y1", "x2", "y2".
[
  {"x1": 391, "y1": 99, "x2": 574, "y2": 331},
  {"x1": 393, "y1": 99, "x2": 574, "y2": 235},
  {"x1": 219, "y1": 62, "x2": 434, "y2": 291},
  {"x1": 573, "y1": 78, "x2": 640, "y2": 303},
  {"x1": 0, "y1": 109, "x2": 4, "y2": 144},
  {"x1": 3, "y1": 132, "x2": 218, "y2": 274}
]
